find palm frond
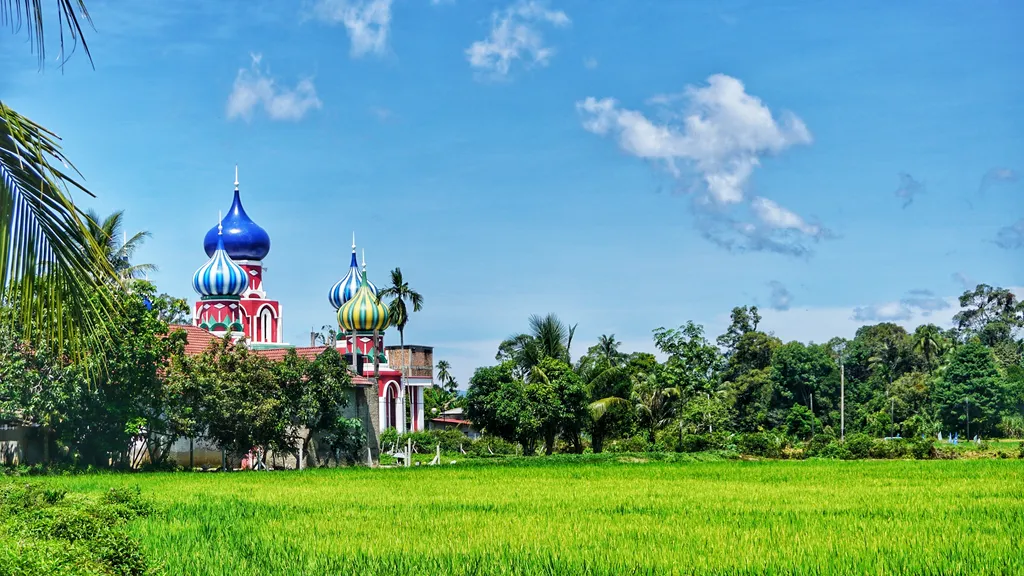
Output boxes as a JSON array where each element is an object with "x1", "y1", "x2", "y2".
[
  {"x1": 0, "y1": 101, "x2": 116, "y2": 356},
  {"x1": 588, "y1": 396, "x2": 628, "y2": 421},
  {"x1": 2, "y1": 0, "x2": 94, "y2": 69}
]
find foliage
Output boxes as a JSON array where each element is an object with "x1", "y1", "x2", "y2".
[
  {"x1": 932, "y1": 341, "x2": 1005, "y2": 437},
  {"x1": 0, "y1": 483, "x2": 153, "y2": 575}
]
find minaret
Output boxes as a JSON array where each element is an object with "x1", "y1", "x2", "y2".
[
  {"x1": 197, "y1": 167, "x2": 284, "y2": 344},
  {"x1": 192, "y1": 214, "x2": 249, "y2": 338}
]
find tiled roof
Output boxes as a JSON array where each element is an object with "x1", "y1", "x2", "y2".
[
  {"x1": 170, "y1": 325, "x2": 219, "y2": 356},
  {"x1": 170, "y1": 325, "x2": 372, "y2": 386}
]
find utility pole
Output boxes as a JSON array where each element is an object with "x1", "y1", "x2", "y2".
[
  {"x1": 810, "y1": 393, "x2": 814, "y2": 438},
  {"x1": 890, "y1": 397, "x2": 895, "y2": 438},
  {"x1": 834, "y1": 342, "x2": 847, "y2": 441}
]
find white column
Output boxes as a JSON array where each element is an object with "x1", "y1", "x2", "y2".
[
  {"x1": 378, "y1": 394, "x2": 387, "y2": 433},
  {"x1": 396, "y1": 389, "x2": 406, "y2": 434},
  {"x1": 415, "y1": 387, "x2": 425, "y2": 431}
]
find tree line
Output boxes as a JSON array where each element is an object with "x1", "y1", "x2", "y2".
[{"x1": 466, "y1": 284, "x2": 1024, "y2": 455}]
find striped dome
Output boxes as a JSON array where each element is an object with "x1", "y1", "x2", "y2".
[
  {"x1": 193, "y1": 234, "x2": 248, "y2": 299},
  {"x1": 338, "y1": 269, "x2": 389, "y2": 332},
  {"x1": 328, "y1": 238, "x2": 377, "y2": 309}
]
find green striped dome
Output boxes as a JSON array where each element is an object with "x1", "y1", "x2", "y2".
[{"x1": 338, "y1": 269, "x2": 389, "y2": 332}]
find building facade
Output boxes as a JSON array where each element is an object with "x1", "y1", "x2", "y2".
[{"x1": 187, "y1": 169, "x2": 434, "y2": 464}]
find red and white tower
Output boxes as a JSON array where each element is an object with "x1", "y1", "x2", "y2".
[{"x1": 195, "y1": 168, "x2": 284, "y2": 344}]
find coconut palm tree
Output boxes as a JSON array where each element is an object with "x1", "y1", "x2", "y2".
[
  {"x1": 497, "y1": 314, "x2": 577, "y2": 378},
  {"x1": 912, "y1": 324, "x2": 947, "y2": 373},
  {"x1": 435, "y1": 359, "x2": 456, "y2": 393},
  {"x1": 589, "y1": 372, "x2": 679, "y2": 445},
  {"x1": 378, "y1": 267, "x2": 424, "y2": 376},
  {"x1": 83, "y1": 210, "x2": 157, "y2": 280},
  {"x1": 1, "y1": 1, "x2": 118, "y2": 354}
]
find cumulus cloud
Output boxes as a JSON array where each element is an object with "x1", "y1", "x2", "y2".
[
  {"x1": 768, "y1": 281, "x2": 791, "y2": 311},
  {"x1": 577, "y1": 74, "x2": 824, "y2": 256},
  {"x1": 466, "y1": 0, "x2": 570, "y2": 77},
  {"x1": 583, "y1": 57, "x2": 598, "y2": 70},
  {"x1": 852, "y1": 289, "x2": 952, "y2": 322},
  {"x1": 894, "y1": 172, "x2": 924, "y2": 208},
  {"x1": 978, "y1": 167, "x2": 1018, "y2": 196},
  {"x1": 311, "y1": 0, "x2": 392, "y2": 57},
  {"x1": 994, "y1": 218, "x2": 1024, "y2": 249},
  {"x1": 226, "y1": 53, "x2": 322, "y2": 122}
]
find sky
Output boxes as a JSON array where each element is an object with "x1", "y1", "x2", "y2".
[{"x1": 2, "y1": 0, "x2": 1022, "y2": 387}]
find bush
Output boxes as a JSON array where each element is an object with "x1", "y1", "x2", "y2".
[
  {"x1": 0, "y1": 483, "x2": 153, "y2": 575},
  {"x1": 1018, "y1": 442, "x2": 1024, "y2": 460},
  {"x1": 843, "y1": 433, "x2": 873, "y2": 459},
  {"x1": 605, "y1": 435, "x2": 653, "y2": 453},
  {"x1": 469, "y1": 436, "x2": 518, "y2": 458},
  {"x1": 815, "y1": 440, "x2": 851, "y2": 460},
  {"x1": 737, "y1": 432, "x2": 786, "y2": 458},
  {"x1": 907, "y1": 436, "x2": 935, "y2": 460}
]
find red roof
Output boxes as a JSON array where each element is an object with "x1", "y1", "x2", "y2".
[
  {"x1": 430, "y1": 418, "x2": 473, "y2": 426},
  {"x1": 170, "y1": 325, "x2": 373, "y2": 386},
  {"x1": 171, "y1": 325, "x2": 219, "y2": 356}
]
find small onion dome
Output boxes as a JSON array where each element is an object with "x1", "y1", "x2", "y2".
[
  {"x1": 338, "y1": 269, "x2": 389, "y2": 332},
  {"x1": 203, "y1": 168, "x2": 271, "y2": 261},
  {"x1": 193, "y1": 231, "x2": 248, "y2": 299},
  {"x1": 328, "y1": 235, "x2": 377, "y2": 309}
]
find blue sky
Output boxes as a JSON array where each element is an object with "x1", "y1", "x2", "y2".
[{"x1": 3, "y1": 0, "x2": 1022, "y2": 386}]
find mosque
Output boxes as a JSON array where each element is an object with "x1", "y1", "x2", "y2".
[{"x1": 184, "y1": 170, "x2": 433, "y2": 465}]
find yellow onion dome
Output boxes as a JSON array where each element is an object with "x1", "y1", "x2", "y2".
[{"x1": 338, "y1": 266, "x2": 389, "y2": 333}]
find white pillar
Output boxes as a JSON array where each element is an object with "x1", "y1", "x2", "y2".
[
  {"x1": 378, "y1": 394, "x2": 387, "y2": 433},
  {"x1": 396, "y1": 391, "x2": 406, "y2": 434},
  {"x1": 415, "y1": 387, "x2": 425, "y2": 431}
]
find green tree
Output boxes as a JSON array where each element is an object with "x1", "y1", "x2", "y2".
[
  {"x1": 378, "y1": 267, "x2": 424, "y2": 376},
  {"x1": 496, "y1": 314, "x2": 577, "y2": 377},
  {"x1": 528, "y1": 357, "x2": 589, "y2": 454},
  {"x1": 912, "y1": 324, "x2": 948, "y2": 374},
  {"x1": 932, "y1": 341, "x2": 1005, "y2": 437},
  {"x1": 81, "y1": 209, "x2": 157, "y2": 280},
  {"x1": 653, "y1": 322, "x2": 722, "y2": 399},
  {"x1": 716, "y1": 305, "x2": 762, "y2": 355},
  {"x1": 769, "y1": 342, "x2": 839, "y2": 430},
  {"x1": 1, "y1": 1, "x2": 119, "y2": 357},
  {"x1": 466, "y1": 362, "x2": 537, "y2": 453}
]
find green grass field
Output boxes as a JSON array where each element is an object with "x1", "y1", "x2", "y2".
[{"x1": 32, "y1": 457, "x2": 1024, "y2": 575}]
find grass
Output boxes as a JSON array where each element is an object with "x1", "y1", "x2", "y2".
[{"x1": 22, "y1": 457, "x2": 1024, "y2": 575}]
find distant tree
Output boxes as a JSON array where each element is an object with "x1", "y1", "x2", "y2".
[
  {"x1": 81, "y1": 209, "x2": 157, "y2": 280},
  {"x1": 528, "y1": 357, "x2": 589, "y2": 454},
  {"x1": 379, "y1": 267, "x2": 424, "y2": 375},
  {"x1": 496, "y1": 314, "x2": 577, "y2": 377},
  {"x1": 912, "y1": 324, "x2": 948, "y2": 374},
  {"x1": 770, "y1": 342, "x2": 839, "y2": 429},
  {"x1": 653, "y1": 322, "x2": 722, "y2": 398},
  {"x1": 466, "y1": 362, "x2": 537, "y2": 453},
  {"x1": 716, "y1": 305, "x2": 762, "y2": 355},
  {"x1": 932, "y1": 341, "x2": 1005, "y2": 437}
]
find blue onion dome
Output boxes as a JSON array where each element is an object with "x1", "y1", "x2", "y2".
[
  {"x1": 328, "y1": 236, "x2": 377, "y2": 309},
  {"x1": 193, "y1": 228, "x2": 249, "y2": 299},
  {"x1": 203, "y1": 169, "x2": 271, "y2": 261},
  {"x1": 338, "y1": 268, "x2": 389, "y2": 333}
]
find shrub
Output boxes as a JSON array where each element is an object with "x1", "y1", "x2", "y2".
[
  {"x1": 0, "y1": 483, "x2": 153, "y2": 575},
  {"x1": 605, "y1": 435, "x2": 653, "y2": 453},
  {"x1": 737, "y1": 431, "x2": 786, "y2": 458},
  {"x1": 843, "y1": 433, "x2": 873, "y2": 459},
  {"x1": 1018, "y1": 442, "x2": 1024, "y2": 460},
  {"x1": 907, "y1": 436, "x2": 935, "y2": 460},
  {"x1": 815, "y1": 440, "x2": 851, "y2": 460},
  {"x1": 469, "y1": 436, "x2": 517, "y2": 458}
]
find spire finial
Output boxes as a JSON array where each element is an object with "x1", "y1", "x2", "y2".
[
  {"x1": 361, "y1": 248, "x2": 366, "y2": 271},
  {"x1": 234, "y1": 165, "x2": 239, "y2": 190},
  {"x1": 218, "y1": 210, "x2": 223, "y2": 235},
  {"x1": 352, "y1": 231, "x2": 356, "y2": 252}
]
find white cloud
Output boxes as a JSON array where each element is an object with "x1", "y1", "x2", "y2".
[
  {"x1": 768, "y1": 280, "x2": 791, "y2": 311},
  {"x1": 226, "y1": 53, "x2": 322, "y2": 122},
  {"x1": 852, "y1": 289, "x2": 952, "y2": 322},
  {"x1": 577, "y1": 74, "x2": 824, "y2": 257},
  {"x1": 312, "y1": 0, "x2": 392, "y2": 57},
  {"x1": 466, "y1": 0, "x2": 570, "y2": 77},
  {"x1": 751, "y1": 197, "x2": 822, "y2": 236},
  {"x1": 952, "y1": 272, "x2": 973, "y2": 291},
  {"x1": 583, "y1": 57, "x2": 598, "y2": 70},
  {"x1": 577, "y1": 74, "x2": 811, "y2": 205}
]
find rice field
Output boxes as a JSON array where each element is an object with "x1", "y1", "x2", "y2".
[{"x1": 35, "y1": 457, "x2": 1024, "y2": 575}]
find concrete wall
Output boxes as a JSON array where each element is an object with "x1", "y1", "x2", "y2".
[{"x1": 1, "y1": 423, "x2": 47, "y2": 466}]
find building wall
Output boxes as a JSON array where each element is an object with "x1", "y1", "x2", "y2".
[{"x1": 385, "y1": 346, "x2": 434, "y2": 378}]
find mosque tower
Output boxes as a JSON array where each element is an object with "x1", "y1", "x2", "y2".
[
  {"x1": 191, "y1": 219, "x2": 249, "y2": 338},
  {"x1": 195, "y1": 168, "x2": 283, "y2": 344}
]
